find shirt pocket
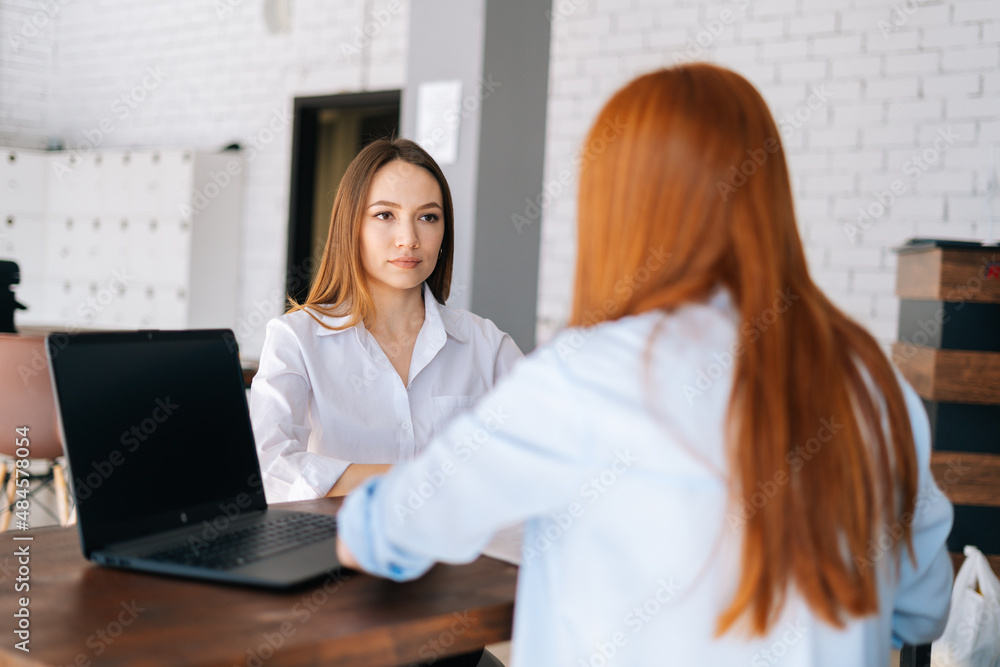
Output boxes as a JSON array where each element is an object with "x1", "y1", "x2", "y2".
[{"x1": 430, "y1": 395, "x2": 477, "y2": 429}]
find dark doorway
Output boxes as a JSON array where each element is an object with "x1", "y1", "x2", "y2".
[{"x1": 286, "y1": 90, "x2": 401, "y2": 304}]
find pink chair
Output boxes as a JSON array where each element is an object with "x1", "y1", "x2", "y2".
[{"x1": 0, "y1": 333, "x2": 72, "y2": 529}]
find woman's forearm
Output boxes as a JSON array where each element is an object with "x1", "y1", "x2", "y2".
[{"x1": 326, "y1": 463, "x2": 393, "y2": 497}]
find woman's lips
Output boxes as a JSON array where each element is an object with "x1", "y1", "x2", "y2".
[{"x1": 389, "y1": 257, "x2": 422, "y2": 268}]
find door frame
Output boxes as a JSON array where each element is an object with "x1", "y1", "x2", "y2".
[{"x1": 285, "y1": 90, "x2": 401, "y2": 303}]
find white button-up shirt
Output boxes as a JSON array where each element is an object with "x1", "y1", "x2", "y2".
[
  {"x1": 249, "y1": 284, "x2": 522, "y2": 502},
  {"x1": 337, "y1": 288, "x2": 954, "y2": 666}
]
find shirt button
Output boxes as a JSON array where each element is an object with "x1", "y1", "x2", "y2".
[{"x1": 401, "y1": 421, "x2": 412, "y2": 430}]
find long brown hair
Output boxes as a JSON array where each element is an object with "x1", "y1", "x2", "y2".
[
  {"x1": 569, "y1": 64, "x2": 918, "y2": 635},
  {"x1": 289, "y1": 138, "x2": 454, "y2": 329}
]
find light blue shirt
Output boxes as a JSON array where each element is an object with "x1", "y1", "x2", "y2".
[{"x1": 337, "y1": 289, "x2": 954, "y2": 666}]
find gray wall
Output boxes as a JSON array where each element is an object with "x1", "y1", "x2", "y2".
[{"x1": 402, "y1": 0, "x2": 551, "y2": 352}]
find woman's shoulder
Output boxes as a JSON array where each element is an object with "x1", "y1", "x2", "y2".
[
  {"x1": 561, "y1": 291, "x2": 735, "y2": 344},
  {"x1": 267, "y1": 306, "x2": 354, "y2": 339},
  {"x1": 438, "y1": 303, "x2": 508, "y2": 346},
  {"x1": 537, "y1": 292, "x2": 739, "y2": 378}
]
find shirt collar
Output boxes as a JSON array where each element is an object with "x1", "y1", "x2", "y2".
[
  {"x1": 310, "y1": 309, "x2": 356, "y2": 336},
  {"x1": 309, "y1": 283, "x2": 469, "y2": 343},
  {"x1": 424, "y1": 284, "x2": 469, "y2": 344}
]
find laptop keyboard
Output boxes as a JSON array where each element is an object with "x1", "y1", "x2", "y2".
[{"x1": 144, "y1": 513, "x2": 338, "y2": 571}]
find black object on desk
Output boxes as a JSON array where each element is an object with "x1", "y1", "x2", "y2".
[{"x1": 0, "y1": 260, "x2": 28, "y2": 333}]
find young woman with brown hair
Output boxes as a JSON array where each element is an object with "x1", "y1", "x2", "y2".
[
  {"x1": 334, "y1": 66, "x2": 954, "y2": 665},
  {"x1": 250, "y1": 138, "x2": 521, "y2": 502}
]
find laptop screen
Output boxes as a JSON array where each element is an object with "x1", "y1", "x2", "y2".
[{"x1": 47, "y1": 330, "x2": 267, "y2": 554}]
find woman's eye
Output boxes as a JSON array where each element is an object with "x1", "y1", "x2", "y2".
[
  {"x1": 420, "y1": 213, "x2": 439, "y2": 222},
  {"x1": 374, "y1": 211, "x2": 393, "y2": 220}
]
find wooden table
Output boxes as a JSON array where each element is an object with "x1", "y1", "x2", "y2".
[{"x1": 0, "y1": 498, "x2": 518, "y2": 666}]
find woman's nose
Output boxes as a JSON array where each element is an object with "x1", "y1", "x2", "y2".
[{"x1": 395, "y1": 219, "x2": 419, "y2": 248}]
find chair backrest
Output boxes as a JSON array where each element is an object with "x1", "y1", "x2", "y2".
[{"x1": 0, "y1": 333, "x2": 64, "y2": 460}]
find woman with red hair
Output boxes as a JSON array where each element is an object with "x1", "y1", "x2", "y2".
[{"x1": 335, "y1": 65, "x2": 953, "y2": 665}]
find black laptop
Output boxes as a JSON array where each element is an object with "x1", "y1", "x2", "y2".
[{"x1": 46, "y1": 329, "x2": 341, "y2": 588}]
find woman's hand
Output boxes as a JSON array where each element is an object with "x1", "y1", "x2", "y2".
[
  {"x1": 330, "y1": 464, "x2": 392, "y2": 571},
  {"x1": 336, "y1": 536, "x2": 361, "y2": 570},
  {"x1": 326, "y1": 463, "x2": 393, "y2": 497}
]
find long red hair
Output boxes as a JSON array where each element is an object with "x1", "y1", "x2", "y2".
[{"x1": 569, "y1": 64, "x2": 918, "y2": 635}]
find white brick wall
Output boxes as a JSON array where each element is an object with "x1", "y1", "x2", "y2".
[
  {"x1": 536, "y1": 0, "x2": 1000, "y2": 348},
  {"x1": 0, "y1": 1, "x2": 56, "y2": 147},
  {"x1": 4, "y1": 1, "x2": 997, "y2": 354},
  {"x1": 0, "y1": 0, "x2": 408, "y2": 357}
]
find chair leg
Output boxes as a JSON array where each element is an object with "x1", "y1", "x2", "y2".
[
  {"x1": 0, "y1": 462, "x2": 6, "y2": 531},
  {"x1": 52, "y1": 461, "x2": 70, "y2": 526},
  {"x1": 0, "y1": 462, "x2": 15, "y2": 532}
]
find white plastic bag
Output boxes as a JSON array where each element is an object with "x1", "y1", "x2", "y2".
[{"x1": 932, "y1": 545, "x2": 1000, "y2": 667}]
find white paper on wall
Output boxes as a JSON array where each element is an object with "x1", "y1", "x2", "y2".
[{"x1": 415, "y1": 80, "x2": 462, "y2": 166}]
